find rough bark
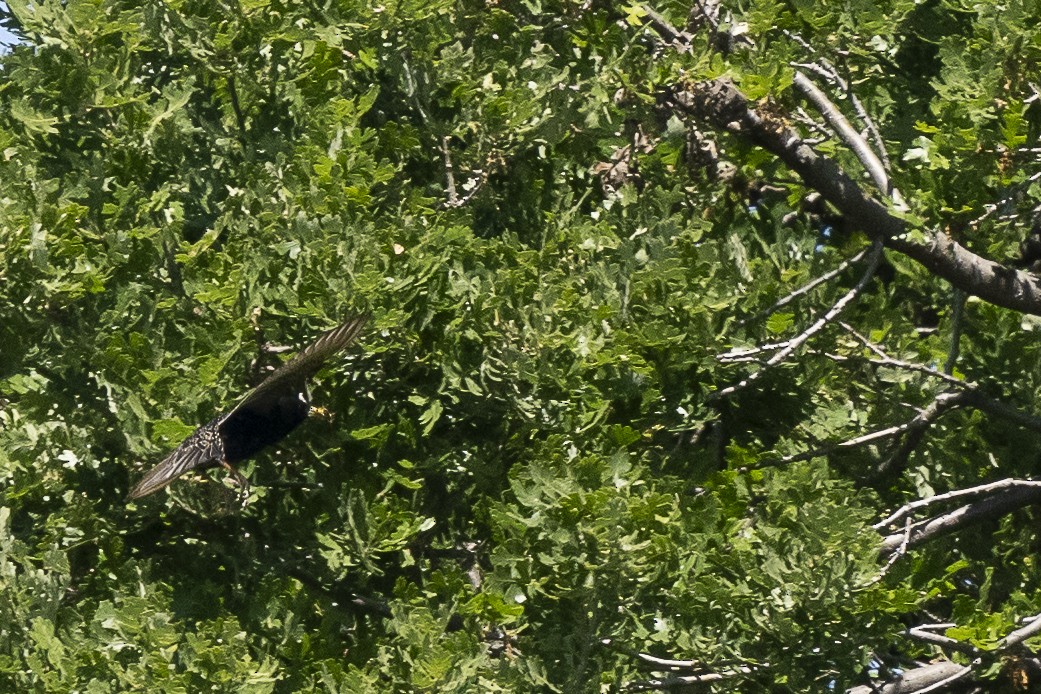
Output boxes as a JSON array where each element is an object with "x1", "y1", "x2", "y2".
[{"x1": 667, "y1": 79, "x2": 1041, "y2": 315}]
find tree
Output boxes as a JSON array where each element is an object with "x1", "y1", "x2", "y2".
[{"x1": 2, "y1": 0, "x2": 1041, "y2": 690}]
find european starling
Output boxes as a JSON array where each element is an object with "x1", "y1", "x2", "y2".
[{"x1": 127, "y1": 316, "x2": 368, "y2": 500}]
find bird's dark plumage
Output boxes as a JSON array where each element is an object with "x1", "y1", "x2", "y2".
[{"x1": 127, "y1": 316, "x2": 368, "y2": 500}]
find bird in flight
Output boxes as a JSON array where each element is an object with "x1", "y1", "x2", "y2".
[{"x1": 127, "y1": 316, "x2": 368, "y2": 500}]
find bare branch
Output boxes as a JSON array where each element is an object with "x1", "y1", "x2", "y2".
[
  {"x1": 441, "y1": 136, "x2": 459, "y2": 204},
  {"x1": 961, "y1": 389, "x2": 1041, "y2": 433},
  {"x1": 735, "y1": 246, "x2": 870, "y2": 329},
  {"x1": 820, "y1": 351, "x2": 970, "y2": 391},
  {"x1": 791, "y1": 105, "x2": 835, "y2": 142},
  {"x1": 766, "y1": 390, "x2": 963, "y2": 471},
  {"x1": 667, "y1": 78, "x2": 1041, "y2": 315},
  {"x1": 999, "y1": 610, "x2": 1041, "y2": 650},
  {"x1": 718, "y1": 339, "x2": 798, "y2": 361},
  {"x1": 944, "y1": 289, "x2": 966, "y2": 374},
  {"x1": 913, "y1": 622, "x2": 957, "y2": 631},
  {"x1": 879, "y1": 484, "x2": 1041, "y2": 556},
  {"x1": 846, "y1": 660, "x2": 973, "y2": 694},
  {"x1": 714, "y1": 239, "x2": 885, "y2": 398},
  {"x1": 623, "y1": 669, "x2": 753, "y2": 691},
  {"x1": 968, "y1": 170, "x2": 1041, "y2": 229},
  {"x1": 792, "y1": 71, "x2": 893, "y2": 199},
  {"x1": 778, "y1": 420, "x2": 917, "y2": 466},
  {"x1": 873, "y1": 392, "x2": 969, "y2": 479},
  {"x1": 601, "y1": 638, "x2": 761, "y2": 690},
  {"x1": 824, "y1": 340, "x2": 1041, "y2": 435},
  {"x1": 875, "y1": 479, "x2": 1041, "y2": 530},
  {"x1": 227, "y1": 73, "x2": 247, "y2": 137},
  {"x1": 906, "y1": 626, "x2": 980, "y2": 656},
  {"x1": 865, "y1": 518, "x2": 911, "y2": 586}
]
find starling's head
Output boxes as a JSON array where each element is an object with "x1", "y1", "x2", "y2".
[{"x1": 309, "y1": 405, "x2": 334, "y2": 421}]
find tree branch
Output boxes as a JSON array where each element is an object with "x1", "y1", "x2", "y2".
[
  {"x1": 879, "y1": 484, "x2": 1041, "y2": 556},
  {"x1": 714, "y1": 239, "x2": 885, "y2": 398},
  {"x1": 735, "y1": 246, "x2": 870, "y2": 328},
  {"x1": 846, "y1": 660, "x2": 973, "y2": 694},
  {"x1": 791, "y1": 71, "x2": 893, "y2": 198},
  {"x1": 871, "y1": 391, "x2": 969, "y2": 481},
  {"x1": 875, "y1": 479, "x2": 1041, "y2": 530},
  {"x1": 601, "y1": 638, "x2": 762, "y2": 690},
  {"x1": 666, "y1": 78, "x2": 1041, "y2": 315}
]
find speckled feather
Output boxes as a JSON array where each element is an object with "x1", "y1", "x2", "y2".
[{"x1": 127, "y1": 316, "x2": 368, "y2": 500}]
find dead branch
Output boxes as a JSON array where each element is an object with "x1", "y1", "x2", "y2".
[
  {"x1": 735, "y1": 246, "x2": 870, "y2": 329},
  {"x1": 943, "y1": 289, "x2": 966, "y2": 374},
  {"x1": 791, "y1": 71, "x2": 893, "y2": 198},
  {"x1": 601, "y1": 638, "x2": 761, "y2": 690},
  {"x1": 879, "y1": 484, "x2": 1041, "y2": 556},
  {"x1": 441, "y1": 135, "x2": 459, "y2": 206},
  {"x1": 872, "y1": 392, "x2": 969, "y2": 480},
  {"x1": 999, "y1": 610, "x2": 1041, "y2": 650},
  {"x1": 905, "y1": 625, "x2": 980, "y2": 657},
  {"x1": 714, "y1": 239, "x2": 885, "y2": 398},
  {"x1": 623, "y1": 669, "x2": 753, "y2": 691},
  {"x1": 853, "y1": 615, "x2": 1041, "y2": 693},
  {"x1": 758, "y1": 390, "x2": 963, "y2": 471},
  {"x1": 875, "y1": 479, "x2": 1041, "y2": 530}
]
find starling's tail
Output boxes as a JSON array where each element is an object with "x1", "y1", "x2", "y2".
[
  {"x1": 127, "y1": 463, "x2": 183, "y2": 500},
  {"x1": 127, "y1": 422, "x2": 224, "y2": 500}
]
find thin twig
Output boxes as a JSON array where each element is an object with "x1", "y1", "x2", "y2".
[
  {"x1": 819, "y1": 351, "x2": 968, "y2": 390},
  {"x1": 735, "y1": 247, "x2": 869, "y2": 328},
  {"x1": 623, "y1": 668, "x2": 753, "y2": 691},
  {"x1": 767, "y1": 390, "x2": 964, "y2": 470},
  {"x1": 914, "y1": 622, "x2": 957, "y2": 631},
  {"x1": 777, "y1": 421, "x2": 915, "y2": 467},
  {"x1": 865, "y1": 517, "x2": 911, "y2": 586},
  {"x1": 600, "y1": 638, "x2": 761, "y2": 689},
  {"x1": 829, "y1": 327, "x2": 1041, "y2": 433},
  {"x1": 718, "y1": 340, "x2": 796, "y2": 360},
  {"x1": 714, "y1": 239, "x2": 885, "y2": 399},
  {"x1": 825, "y1": 327, "x2": 1041, "y2": 436},
  {"x1": 791, "y1": 106, "x2": 835, "y2": 141},
  {"x1": 873, "y1": 392, "x2": 969, "y2": 480},
  {"x1": 968, "y1": 170, "x2": 1041, "y2": 229}
]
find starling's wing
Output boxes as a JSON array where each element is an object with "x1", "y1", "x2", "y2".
[
  {"x1": 227, "y1": 315, "x2": 369, "y2": 417},
  {"x1": 127, "y1": 419, "x2": 225, "y2": 500},
  {"x1": 127, "y1": 316, "x2": 368, "y2": 501}
]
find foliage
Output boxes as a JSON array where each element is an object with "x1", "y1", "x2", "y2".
[{"x1": 2, "y1": 0, "x2": 1041, "y2": 690}]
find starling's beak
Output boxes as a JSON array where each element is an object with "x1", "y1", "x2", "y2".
[{"x1": 309, "y1": 405, "x2": 334, "y2": 421}]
